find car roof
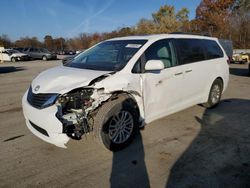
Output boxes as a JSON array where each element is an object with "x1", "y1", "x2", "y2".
[{"x1": 107, "y1": 34, "x2": 218, "y2": 42}]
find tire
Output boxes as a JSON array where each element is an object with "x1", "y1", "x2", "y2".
[
  {"x1": 11, "y1": 57, "x2": 16, "y2": 63},
  {"x1": 42, "y1": 56, "x2": 47, "y2": 61},
  {"x1": 203, "y1": 79, "x2": 223, "y2": 108},
  {"x1": 93, "y1": 94, "x2": 139, "y2": 151}
]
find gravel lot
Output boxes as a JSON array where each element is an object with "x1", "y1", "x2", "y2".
[{"x1": 0, "y1": 60, "x2": 250, "y2": 188}]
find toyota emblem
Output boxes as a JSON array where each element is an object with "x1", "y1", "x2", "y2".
[{"x1": 34, "y1": 85, "x2": 40, "y2": 92}]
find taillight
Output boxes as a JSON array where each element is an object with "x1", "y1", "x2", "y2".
[{"x1": 227, "y1": 57, "x2": 231, "y2": 64}]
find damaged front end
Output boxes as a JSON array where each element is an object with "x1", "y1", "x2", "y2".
[{"x1": 56, "y1": 87, "x2": 111, "y2": 140}]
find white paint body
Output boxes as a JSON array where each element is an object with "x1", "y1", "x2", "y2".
[
  {"x1": 0, "y1": 49, "x2": 27, "y2": 61},
  {"x1": 22, "y1": 34, "x2": 229, "y2": 148}
]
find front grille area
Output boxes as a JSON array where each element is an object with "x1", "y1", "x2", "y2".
[
  {"x1": 29, "y1": 120, "x2": 49, "y2": 137},
  {"x1": 27, "y1": 87, "x2": 58, "y2": 109}
]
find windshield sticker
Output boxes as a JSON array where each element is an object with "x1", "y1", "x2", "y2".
[{"x1": 125, "y1": 44, "x2": 142, "y2": 48}]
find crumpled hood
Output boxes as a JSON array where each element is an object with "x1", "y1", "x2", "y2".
[{"x1": 31, "y1": 66, "x2": 110, "y2": 94}]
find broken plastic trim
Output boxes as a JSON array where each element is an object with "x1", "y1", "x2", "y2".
[
  {"x1": 56, "y1": 86, "x2": 111, "y2": 141},
  {"x1": 88, "y1": 72, "x2": 115, "y2": 86}
]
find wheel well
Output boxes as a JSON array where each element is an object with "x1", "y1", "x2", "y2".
[
  {"x1": 108, "y1": 91, "x2": 140, "y2": 123},
  {"x1": 215, "y1": 77, "x2": 224, "y2": 89}
]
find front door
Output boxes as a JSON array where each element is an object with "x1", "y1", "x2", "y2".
[
  {"x1": 29, "y1": 48, "x2": 40, "y2": 59},
  {"x1": 141, "y1": 39, "x2": 184, "y2": 123}
]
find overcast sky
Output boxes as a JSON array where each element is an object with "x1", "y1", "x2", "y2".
[{"x1": 0, "y1": 0, "x2": 201, "y2": 40}]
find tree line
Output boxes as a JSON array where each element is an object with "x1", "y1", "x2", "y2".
[{"x1": 0, "y1": 0, "x2": 249, "y2": 51}]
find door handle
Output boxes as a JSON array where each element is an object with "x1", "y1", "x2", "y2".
[
  {"x1": 185, "y1": 69, "x2": 192, "y2": 73},
  {"x1": 174, "y1": 72, "x2": 183, "y2": 76}
]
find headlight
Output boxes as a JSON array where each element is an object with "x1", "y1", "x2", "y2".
[
  {"x1": 57, "y1": 88, "x2": 94, "y2": 107},
  {"x1": 42, "y1": 95, "x2": 58, "y2": 108}
]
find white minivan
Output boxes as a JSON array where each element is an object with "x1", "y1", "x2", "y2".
[{"x1": 22, "y1": 34, "x2": 229, "y2": 151}]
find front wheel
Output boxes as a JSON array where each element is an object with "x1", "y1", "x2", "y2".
[
  {"x1": 93, "y1": 95, "x2": 138, "y2": 151},
  {"x1": 42, "y1": 56, "x2": 47, "y2": 61},
  {"x1": 203, "y1": 79, "x2": 223, "y2": 108},
  {"x1": 11, "y1": 57, "x2": 16, "y2": 63}
]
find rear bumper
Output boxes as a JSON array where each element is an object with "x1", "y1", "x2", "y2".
[
  {"x1": 222, "y1": 64, "x2": 230, "y2": 94},
  {"x1": 22, "y1": 91, "x2": 70, "y2": 148}
]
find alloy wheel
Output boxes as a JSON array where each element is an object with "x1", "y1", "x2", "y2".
[{"x1": 108, "y1": 111, "x2": 134, "y2": 144}]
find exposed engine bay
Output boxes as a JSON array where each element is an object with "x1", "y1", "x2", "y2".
[{"x1": 56, "y1": 88, "x2": 111, "y2": 140}]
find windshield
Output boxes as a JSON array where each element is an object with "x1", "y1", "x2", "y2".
[
  {"x1": 40, "y1": 48, "x2": 50, "y2": 53},
  {"x1": 64, "y1": 40, "x2": 147, "y2": 71}
]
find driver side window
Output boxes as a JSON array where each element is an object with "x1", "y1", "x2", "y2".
[{"x1": 144, "y1": 39, "x2": 176, "y2": 69}]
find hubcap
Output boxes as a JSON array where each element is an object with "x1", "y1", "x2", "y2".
[
  {"x1": 211, "y1": 84, "x2": 221, "y2": 104},
  {"x1": 108, "y1": 111, "x2": 134, "y2": 144}
]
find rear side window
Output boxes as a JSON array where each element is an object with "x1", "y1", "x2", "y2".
[
  {"x1": 203, "y1": 40, "x2": 224, "y2": 59},
  {"x1": 174, "y1": 39, "x2": 206, "y2": 64}
]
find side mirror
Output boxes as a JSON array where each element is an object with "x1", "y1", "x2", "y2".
[{"x1": 145, "y1": 60, "x2": 164, "y2": 71}]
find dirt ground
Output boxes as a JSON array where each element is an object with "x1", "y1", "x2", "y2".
[{"x1": 0, "y1": 60, "x2": 249, "y2": 188}]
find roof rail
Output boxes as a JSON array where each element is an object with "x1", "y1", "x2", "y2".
[{"x1": 170, "y1": 32, "x2": 211, "y2": 37}]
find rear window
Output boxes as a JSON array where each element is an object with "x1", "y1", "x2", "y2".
[
  {"x1": 203, "y1": 40, "x2": 224, "y2": 59},
  {"x1": 174, "y1": 39, "x2": 206, "y2": 64}
]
